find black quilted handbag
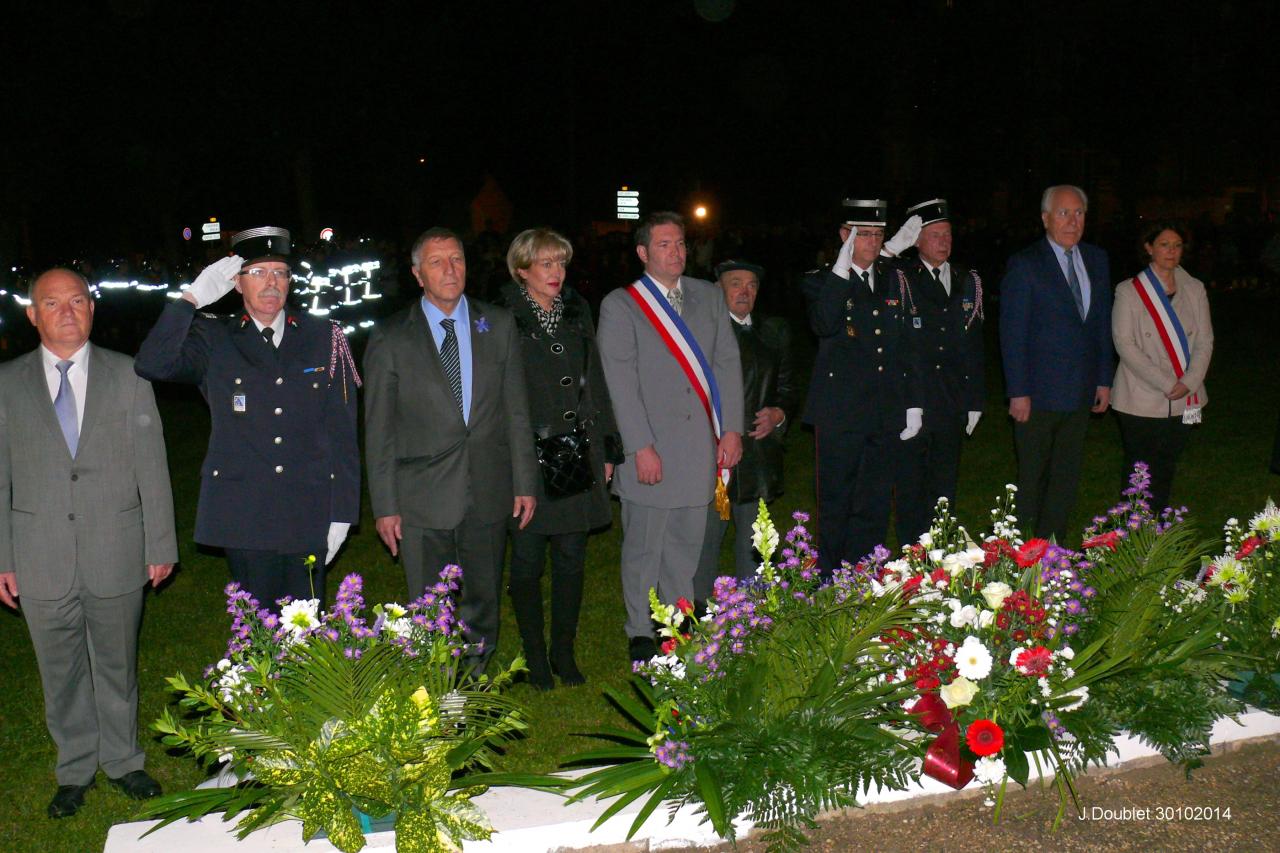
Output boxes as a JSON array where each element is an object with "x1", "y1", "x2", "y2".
[{"x1": 535, "y1": 424, "x2": 595, "y2": 500}]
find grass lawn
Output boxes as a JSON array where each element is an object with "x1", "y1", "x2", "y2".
[{"x1": 0, "y1": 291, "x2": 1277, "y2": 853}]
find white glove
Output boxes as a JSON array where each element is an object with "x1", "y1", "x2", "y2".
[
  {"x1": 966, "y1": 411, "x2": 982, "y2": 436},
  {"x1": 325, "y1": 522, "x2": 351, "y2": 565},
  {"x1": 899, "y1": 408, "x2": 923, "y2": 441},
  {"x1": 882, "y1": 215, "x2": 923, "y2": 258},
  {"x1": 186, "y1": 255, "x2": 243, "y2": 308},
  {"x1": 832, "y1": 226, "x2": 858, "y2": 280}
]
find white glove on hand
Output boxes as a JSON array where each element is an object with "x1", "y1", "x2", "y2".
[
  {"x1": 325, "y1": 522, "x2": 351, "y2": 565},
  {"x1": 187, "y1": 255, "x2": 243, "y2": 308},
  {"x1": 966, "y1": 411, "x2": 982, "y2": 436},
  {"x1": 899, "y1": 408, "x2": 923, "y2": 441},
  {"x1": 832, "y1": 226, "x2": 858, "y2": 280},
  {"x1": 882, "y1": 215, "x2": 923, "y2": 257}
]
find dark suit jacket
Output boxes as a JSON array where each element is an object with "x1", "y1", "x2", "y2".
[
  {"x1": 999, "y1": 238, "x2": 1114, "y2": 412},
  {"x1": 893, "y1": 257, "x2": 985, "y2": 424},
  {"x1": 363, "y1": 296, "x2": 537, "y2": 529},
  {"x1": 727, "y1": 315, "x2": 797, "y2": 504},
  {"x1": 0, "y1": 345, "x2": 177, "y2": 599},
  {"x1": 135, "y1": 300, "x2": 359, "y2": 552}
]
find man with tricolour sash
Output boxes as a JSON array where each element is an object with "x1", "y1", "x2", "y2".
[{"x1": 597, "y1": 211, "x2": 745, "y2": 664}]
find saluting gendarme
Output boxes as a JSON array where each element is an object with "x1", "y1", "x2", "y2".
[{"x1": 135, "y1": 227, "x2": 361, "y2": 608}]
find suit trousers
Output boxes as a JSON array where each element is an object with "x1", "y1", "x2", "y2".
[
  {"x1": 815, "y1": 426, "x2": 896, "y2": 572},
  {"x1": 896, "y1": 414, "x2": 967, "y2": 547},
  {"x1": 1013, "y1": 408, "x2": 1090, "y2": 542},
  {"x1": 225, "y1": 548, "x2": 325, "y2": 609},
  {"x1": 1115, "y1": 411, "x2": 1192, "y2": 513},
  {"x1": 22, "y1": 578, "x2": 145, "y2": 784},
  {"x1": 620, "y1": 501, "x2": 707, "y2": 639},
  {"x1": 402, "y1": 519, "x2": 507, "y2": 670},
  {"x1": 694, "y1": 500, "x2": 764, "y2": 601}
]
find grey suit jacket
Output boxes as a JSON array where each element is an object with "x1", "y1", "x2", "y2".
[
  {"x1": 597, "y1": 276, "x2": 745, "y2": 509},
  {"x1": 363, "y1": 297, "x2": 538, "y2": 529},
  {"x1": 0, "y1": 345, "x2": 177, "y2": 599}
]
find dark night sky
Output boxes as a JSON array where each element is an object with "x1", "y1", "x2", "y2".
[{"x1": 3, "y1": 0, "x2": 1278, "y2": 262}]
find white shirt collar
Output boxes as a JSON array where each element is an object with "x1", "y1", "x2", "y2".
[
  {"x1": 40, "y1": 341, "x2": 90, "y2": 370},
  {"x1": 730, "y1": 313, "x2": 752, "y2": 327}
]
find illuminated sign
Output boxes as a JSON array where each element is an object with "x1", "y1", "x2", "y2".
[{"x1": 616, "y1": 188, "x2": 640, "y2": 221}]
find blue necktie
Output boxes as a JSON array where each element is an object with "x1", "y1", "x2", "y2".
[
  {"x1": 54, "y1": 359, "x2": 78, "y2": 456},
  {"x1": 439, "y1": 319, "x2": 463, "y2": 415},
  {"x1": 1064, "y1": 248, "x2": 1086, "y2": 320}
]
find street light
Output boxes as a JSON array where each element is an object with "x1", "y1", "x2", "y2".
[{"x1": 694, "y1": 204, "x2": 708, "y2": 220}]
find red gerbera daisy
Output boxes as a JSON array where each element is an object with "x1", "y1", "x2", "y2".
[
  {"x1": 966, "y1": 719, "x2": 1005, "y2": 757},
  {"x1": 1014, "y1": 645, "x2": 1052, "y2": 676},
  {"x1": 1015, "y1": 538, "x2": 1050, "y2": 568}
]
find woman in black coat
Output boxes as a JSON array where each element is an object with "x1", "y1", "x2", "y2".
[{"x1": 499, "y1": 228, "x2": 622, "y2": 688}]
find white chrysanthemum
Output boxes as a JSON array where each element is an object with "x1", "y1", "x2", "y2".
[
  {"x1": 974, "y1": 756, "x2": 1006, "y2": 785},
  {"x1": 981, "y1": 581, "x2": 1013, "y2": 610},
  {"x1": 955, "y1": 636, "x2": 993, "y2": 680},
  {"x1": 1056, "y1": 645, "x2": 1075, "y2": 661},
  {"x1": 940, "y1": 676, "x2": 979, "y2": 708},
  {"x1": 279, "y1": 598, "x2": 321, "y2": 637},
  {"x1": 1249, "y1": 499, "x2": 1280, "y2": 536}
]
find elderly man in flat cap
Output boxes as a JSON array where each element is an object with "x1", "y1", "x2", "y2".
[
  {"x1": 136, "y1": 227, "x2": 361, "y2": 608},
  {"x1": 693, "y1": 259, "x2": 797, "y2": 601}
]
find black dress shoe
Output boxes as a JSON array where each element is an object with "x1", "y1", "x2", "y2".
[
  {"x1": 48, "y1": 782, "x2": 94, "y2": 818},
  {"x1": 107, "y1": 770, "x2": 162, "y2": 800},
  {"x1": 551, "y1": 651, "x2": 586, "y2": 686},
  {"x1": 628, "y1": 635, "x2": 657, "y2": 663},
  {"x1": 524, "y1": 653, "x2": 554, "y2": 691}
]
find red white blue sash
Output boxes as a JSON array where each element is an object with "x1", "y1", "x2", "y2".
[
  {"x1": 625, "y1": 275, "x2": 729, "y2": 484},
  {"x1": 1131, "y1": 267, "x2": 1201, "y2": 419}
]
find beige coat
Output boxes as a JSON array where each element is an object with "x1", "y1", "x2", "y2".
[{"x1": 1111, "y1": 266, "x2": 1213, "y2": 418}]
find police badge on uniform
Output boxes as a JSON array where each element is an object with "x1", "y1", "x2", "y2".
[
  {"x1": 913, "y1": 317, "x2": 923, "y2": 328},
  {"x1": 233, "y1": 394, "x2": 246, "y2": 412}
]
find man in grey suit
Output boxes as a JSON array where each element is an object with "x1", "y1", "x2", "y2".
[
  {"x1": 597, "y1": 212, "x2": 744, "y2": 662},
  {"x1": 364, "y1": 227, "x2": 537, "y2": 672},
  {"x1": 0, "y1": 269, "x2": 177, "y2": 817}
]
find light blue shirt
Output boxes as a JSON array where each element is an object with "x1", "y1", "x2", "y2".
[
  {"x1": 421, "y1": 295, "x2": 473, "y2": 424},
  {"x1": 1047, "y1": 238, "x2": 1091, "y2": 317}
]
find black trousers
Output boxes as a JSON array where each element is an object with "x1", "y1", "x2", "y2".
[
  {"x1": 225, "y1": 548, "x2": 325, "y2": 609},
  {"x1": 896, "y1": 413, "x2": 966, "y2": 547},
  {"x1": 1012, "y1": 408, "x2": 1089, "y2": 542},
  {"x1": 1116, "y1": 411, "x2": 1192, "y2": 512},
  {"x1": 507, "y1": 528, "x2": 588, "y2": 652},
  {"x1": 401, "y1": 519, "x2": 507, "y2": 671},
  {"x1": 815, "y1": 426, "x2": 895, "y2": 572}
]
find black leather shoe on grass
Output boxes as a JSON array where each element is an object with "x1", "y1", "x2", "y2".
[
  {"x1": 628, "y1": 635, "x2": 657, "y2": 663},
  {"x1": 48, "y1": 782, "x2": 94, "y2": 818},
  {"x1": 107, "y1": 770, "x2": 162, "y2": 800}
]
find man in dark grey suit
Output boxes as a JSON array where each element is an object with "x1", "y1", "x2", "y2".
[
  {"x1": 598, "y1": 212, "x2": 744, "y2": 662},
  {"x1": 0, "y1": 269, "x2": 177, "y2": 817},
  {"x1": 364, "y1": 228, "x2": 537, "y2": 672}
]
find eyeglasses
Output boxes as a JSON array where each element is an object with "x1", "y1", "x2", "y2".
[{"x1": 239, "y1": 268, "x2": 291, "y2": 281}]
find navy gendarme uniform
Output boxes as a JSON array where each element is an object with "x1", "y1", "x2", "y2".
[
  {"x1": 802, "y1": 258, "x2": 920, "y2": 570},
  {"x1": 135, "y1": 299, "x2": 360, "y2": 556},
  {"x1": 892, "y1": 257, "x2": 985, "y2": 543}
]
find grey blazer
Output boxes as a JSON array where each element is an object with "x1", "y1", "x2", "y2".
[
  {"x1": 363, "y1": 297, "x2": 538, "y2": 529},
  {"x1": 597, "y1": 276, "x2": 745, "y2": 509},
  {"x1": 0, "y1": 345, "x2": 177, "y2": 599}
]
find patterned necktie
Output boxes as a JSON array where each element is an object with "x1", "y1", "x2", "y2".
[
  {"x1": 666, "y1": 284, "x2": 683, "y2": 316},
  {"x1": 1064, "y1": 248, "x2": 1086, "y2": 319},
  {"x1": 54, "y1": 359, "x2": 78, "y2": 456},
  {"x1": 439, "y1": 318, "x2": 463, "y2": 414}
]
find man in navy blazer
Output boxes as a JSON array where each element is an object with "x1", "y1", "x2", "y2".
[{"x1": 999, "y1": 185, "x2": 1114, "y2": 542}]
